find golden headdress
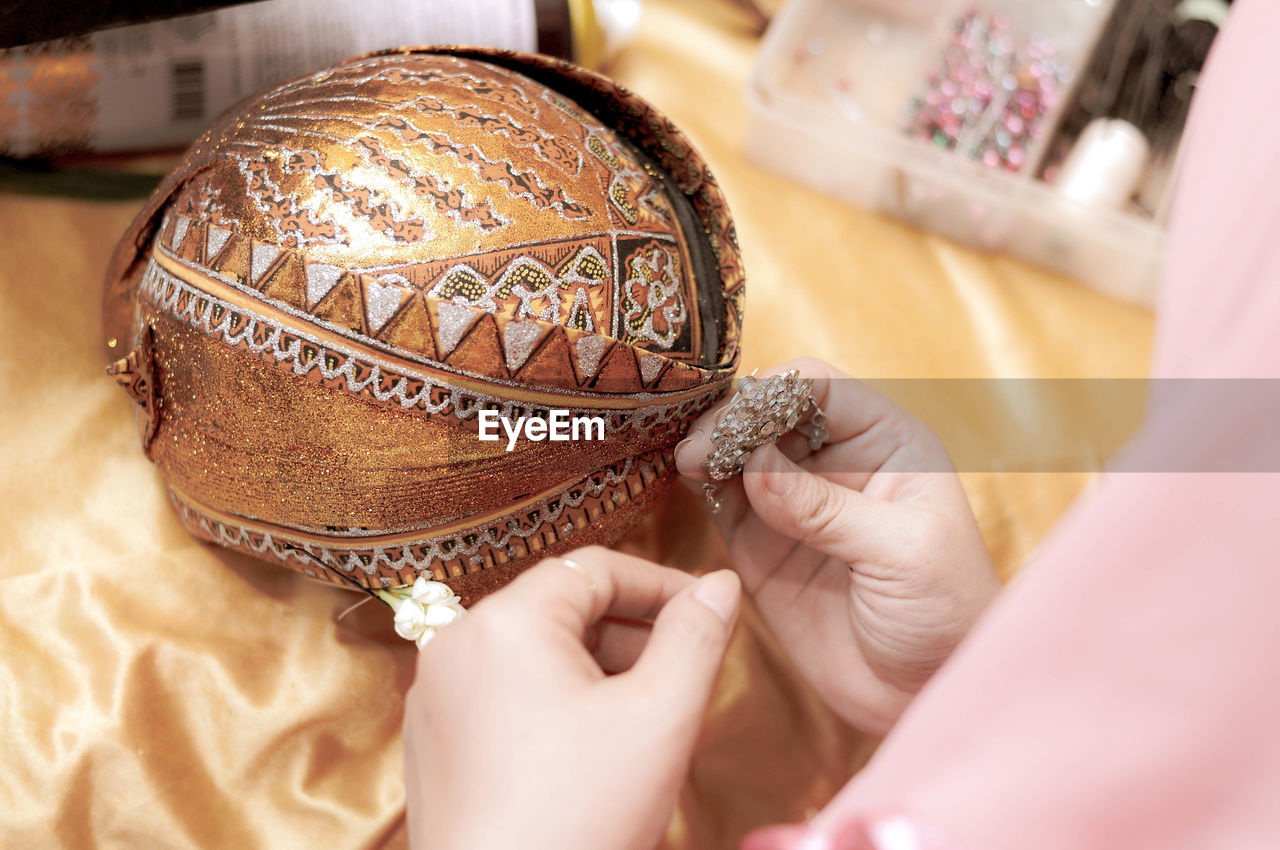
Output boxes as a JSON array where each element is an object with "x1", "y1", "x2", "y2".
[{"x1": 104, "y1": 47, "x2": 743, "y2": 604}]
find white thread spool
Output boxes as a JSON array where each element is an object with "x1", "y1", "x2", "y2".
[
  {"x1": 1054, "y1": 118, "x2": 1151, "y2": 210},
  {"x1": 1173, "y1": 0, "x2": 1230, "y2": 28}
]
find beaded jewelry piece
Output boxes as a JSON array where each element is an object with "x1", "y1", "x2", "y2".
[{"x1": 702, "y1": 370, "x2": 829, "y2": 512}]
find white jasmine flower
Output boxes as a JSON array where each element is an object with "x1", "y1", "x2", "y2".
[
  {"x1": 382, "y1": 580, "x2": 465, "y2": 649},
  {"x1": 411, "y1": 577, "x2": 454, "y2": 605},
  {"x1": 394, "y1": 597, "x2": 430, "y2": 643}
]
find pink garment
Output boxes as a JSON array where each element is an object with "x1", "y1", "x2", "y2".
[{"x1": 746, "y1": 1, "x2": 1280, "y2": 847}]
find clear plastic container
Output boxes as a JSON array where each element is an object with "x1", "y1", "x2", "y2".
[{"x1": 746, "y1": 0, "x2": 1165, "y2": 307}]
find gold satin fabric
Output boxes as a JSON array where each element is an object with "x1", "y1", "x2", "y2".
[{"x1": 0, "y1": 1, "x2": 1154, "y2": 847}]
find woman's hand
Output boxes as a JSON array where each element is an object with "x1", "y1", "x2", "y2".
[
  {"x1": 403, "y1": 547, "x2": 741, "y2": 850},
  {"x1": 677, "y1": 358, "x2": 1000, "y2": 735}
]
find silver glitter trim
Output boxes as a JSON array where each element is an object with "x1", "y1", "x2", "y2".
[
  {"x1": 364, "y1": 276, "x2": 409, "y2": 333},
  {"x1": 435, "y1": 300, "x2": 483, "y2": 356},
  {"x1": 425, "y1": 251, "x2": 606, "y2": 326},
  {"x1": 305, "y1": 263, "x2": 342, "y2": 306},
  {"x1": 575, "y1": 335, "x2": 610, "y2": 380},
  {"x1": 568, "y1": 288, "x2": 595, "y2": 332},
  {"x1": 206, "y1": 226, "x2": 233, "y2": 260},
  {"x1": 266, "y1": 58, "x2": 541, "y2": 119},
  {"x1": 175, "y1": 454, "x2": 656, "y2": 576},
  {"x1": 250, "y1": 243, "x2": 280, "y2": 283},
  {"x1": 640, "y1": 353, "x2": 665, "y2": 385},
  {"x1": 503, "y1": 320, "x2": 546, "y2": 373},
  {"x1": 171, "y1": 217, "x2": 191, "y2": 251},
  {"x1": 373, "y1": 114, "x2": 589, "y2": 221},
  {"x1": 622, "y1": 244, "x2": 686, "y2": 350},
  {"x1": 139, "y1": 258, "x2": 720, "y2": 433}
]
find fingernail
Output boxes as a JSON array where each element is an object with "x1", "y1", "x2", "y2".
[
  {"x1": 693, "y1": 569, "x2": 740, "y2": 625},
  {"x1": 674, "y1": 436, "x2": 696, "y2": 467},
  {"x1": 760, "y1": 443, "x2": 796, "y2": 496}
]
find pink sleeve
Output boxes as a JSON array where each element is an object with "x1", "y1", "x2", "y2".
[{"x1": 746, "y1": 1, "x2": 1280, "y2": 847}]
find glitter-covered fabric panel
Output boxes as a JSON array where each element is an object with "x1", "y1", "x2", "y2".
[
  {"x1": 145, "y1": 217, "x2": 719, "y2": 400},
  {"x1": 102, "y1": 50, "x2": 743, "y2": 593},
  {"x1": 164, "y1": 53, "x2": 713, "y2": 373}
]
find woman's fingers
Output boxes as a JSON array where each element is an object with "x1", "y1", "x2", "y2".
[
  {"x1": 614, "y1": 570, "x2": 741, "y2": 721},
  {"x1": 501, "y1": 547, "x2": 695, "y2": 638},
  {"x1": 742, "y1": 443, "x2": 916, "y2": 566},
  {"x1": 492, "y1": 549, "x2": 741, "y2": 691},
  {"x1": 586, "y1": 618, "x2": 652, "y2": 673}
]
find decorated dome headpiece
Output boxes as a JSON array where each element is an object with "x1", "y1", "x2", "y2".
[{"x1": 102, "y1": 47, "x2": 743, "y2": 639}]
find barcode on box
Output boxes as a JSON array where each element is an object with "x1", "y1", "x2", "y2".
[{"x1": 169, "y1": 59, "x2": 205, "y2": 122}]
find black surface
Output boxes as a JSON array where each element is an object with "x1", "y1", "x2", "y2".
[
  {"x1": 0, "y1": 0, "x2": 263, "y2": 48},
  {"x1": 534, "y1": 0, "x2": 574, "y2": 62},
  {"x1": 2, "y1": 0, "x2": 578, "y2": 56}
]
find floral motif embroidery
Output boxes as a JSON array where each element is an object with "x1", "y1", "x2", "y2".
[{"x1": 621, "y1": 242, "x2": 686, "y2": 350}]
